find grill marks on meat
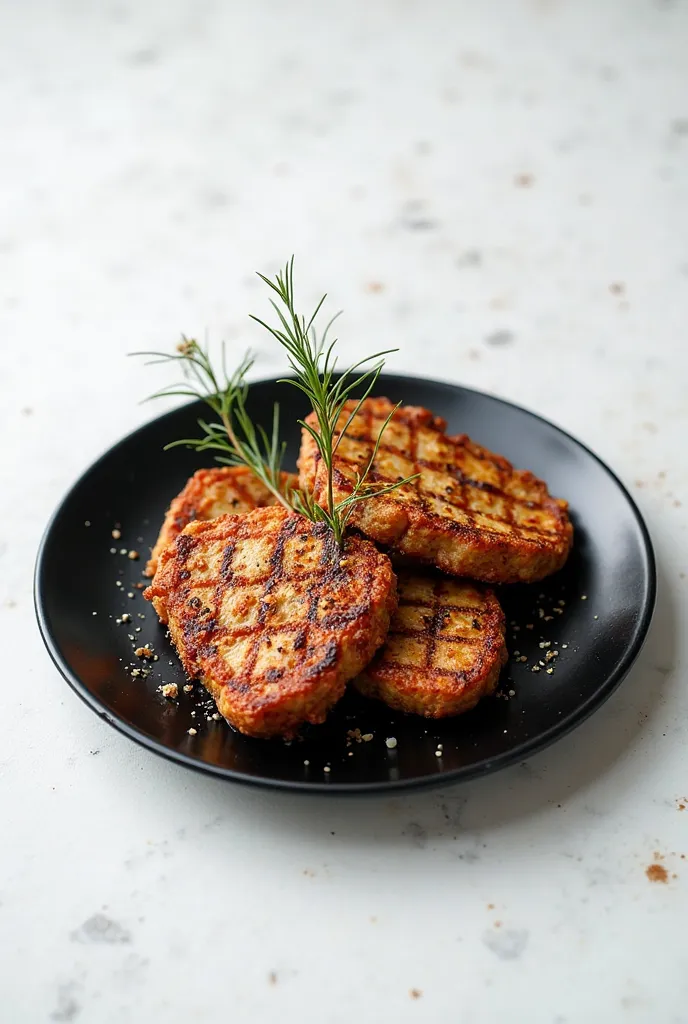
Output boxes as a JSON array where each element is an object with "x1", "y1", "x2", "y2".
[
  {"x1": 145, "y1": 466, "x2": 298, "y2": 578},
  {"x1": 356, "y1": 570, "x2": 507, "y2": 718},
  {"x1": 298, "y1": 397, "x2": 572, "y2": 584},
  {"x1": 144, "y1": 506, "x2": 397, "y2": 738}
]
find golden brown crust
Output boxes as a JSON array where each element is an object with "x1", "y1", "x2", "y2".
[
  {"x1": 356, "y1": 570, "x2": 507, "y2": 717},
  {"x1": 298, "y1": 397, "x2": 572, "y2": 584},
  {"x1": 144, "y1": 506, "x2": 397, "y2": 739},
  {"x1": 145, "y1": 466, "x2": 298, "y2": 577}
]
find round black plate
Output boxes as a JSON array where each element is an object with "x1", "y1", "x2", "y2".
[{"x1": 35, "y1": 375, "x2": 655, "y2": 792}]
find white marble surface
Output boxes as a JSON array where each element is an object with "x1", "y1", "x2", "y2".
[{"x1": 2, "y1": 1, "x2": 688, "y2": 1021}]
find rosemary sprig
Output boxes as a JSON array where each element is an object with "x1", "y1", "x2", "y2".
[
  {"x1": 131, "y1": 338, "x2": 292, "y2": 510},
  {"x1": 251, "y1": 257, "x2": 417, "y2": 546}
]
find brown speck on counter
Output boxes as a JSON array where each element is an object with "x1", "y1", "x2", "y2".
[
  {"x1": 365, "y1": 281, "x2": 384, "y2": 293},
  {"x1": 609, "y1": 281, "x2": 625, "y2": 295},
  {"x1": 410, "y1": 989, "x2": 422, "y2": 1000},
  {"x1": 514, "y1": 173, "x2": 534, "y2": 187},
  {"x1": 646, "y1": 863, "x2": 669, "y2": 883},
  {"x1": 268, "y1": 971, "x2": 278, "y2": 986}
]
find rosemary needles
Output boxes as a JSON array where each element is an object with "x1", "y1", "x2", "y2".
[
  {"x1": 135, "y1": 257, "x2": 414, "y2": 547},
  {"x1": 252, "y1": 257, "x2": 416, "y2": 545},
  {"x1": 131, "y1": 340, "x2": 292, "y2": 510}
]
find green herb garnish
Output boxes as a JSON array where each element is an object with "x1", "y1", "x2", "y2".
[
  {"x1": 251, "y1": 257, "x2": 417, "y2": 546},
  {"x1": 135, "y1": 258, "x2": 416, "y2": 547},
  {"x1": 131, "y1": 340, "x2": 292, "y2": 510}
]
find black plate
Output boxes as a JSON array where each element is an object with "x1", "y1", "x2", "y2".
[{"x1": 35, "y1": 375, "x2": 656, "y2": 792}]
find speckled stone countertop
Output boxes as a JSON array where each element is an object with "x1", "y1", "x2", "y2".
[{"x1": 2, "y1": 2, "x2": 687, "y2": 1021}]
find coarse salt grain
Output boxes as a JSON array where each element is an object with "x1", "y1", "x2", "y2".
[
  {"x1": 187, "y1": 728, "x2": 197, "y2": 736},
  {"x1": 385, "y1": 737, "x2": 398, "y2": 749},
  {"x1": 324, "y1": 766, "x2": 331, "y2": 773}
]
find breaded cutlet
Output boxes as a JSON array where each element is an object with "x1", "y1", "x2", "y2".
[
  {"x1": 144, "y1": 506, "x2": 397, "y2": 738},
  {"x1": 146, "y1": 466, "x2": 298, "y2": 577},
  {"x1": 356, "y1": 569, "x2": 507, "y2": 718},
  {"x1": 298, "y1": 397, "x2": 572, "y2": 584}
]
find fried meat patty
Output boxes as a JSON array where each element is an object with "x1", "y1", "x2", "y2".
[
  {"x1": 298, "y1": 397, "x2": 572, "y2": 584},
  {"x1": 144, "y1": 506, "x2": 397, "y2": 738},
  {"x1": 146, "y1": 466, "x2": 298, "y2": 577},
  {"x1": 356, "y1": 570, "x2": 507, "y2": 717}
]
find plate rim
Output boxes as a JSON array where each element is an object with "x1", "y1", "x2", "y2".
[{"x1": 34, "y1": 373, "x2": 657, "y2": 793}]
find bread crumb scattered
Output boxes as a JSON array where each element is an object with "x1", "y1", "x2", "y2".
[{"x1": 160, "y1": 683, "x2": 178, "y2": 699}]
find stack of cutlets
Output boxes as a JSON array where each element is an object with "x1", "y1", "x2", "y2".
[{"x1": 145, "y1": 399, "x2": 572, "y2": 738}]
